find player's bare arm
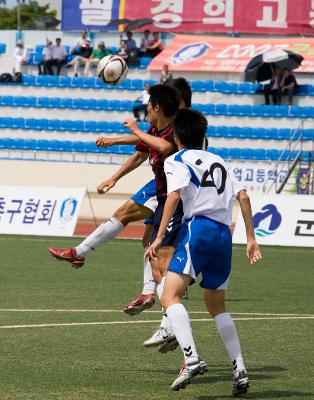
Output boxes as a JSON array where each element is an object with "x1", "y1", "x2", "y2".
[
  {"x1": 97, "y1": 151, "x2": 148, "y2": 194},
  {"x1": 124, "y1": 119, "x2": 175, "y2": 155},
  {"x1": 96, "y1": 134, "x2": 138, "y2": 148},
  {"x1": 236, "y1": 190, "x2": 262, "y2": 265},
  {"x1": 145, "y1": 189, "x2": 181, "y2": 260}
]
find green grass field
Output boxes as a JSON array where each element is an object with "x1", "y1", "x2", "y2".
[{"x1": 0, "y1": 235, "x2": 313, "y2": 400}]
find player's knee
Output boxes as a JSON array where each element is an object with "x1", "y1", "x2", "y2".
[{"x1": 113, "y1": 201, "x2": 136, "y2": 226}]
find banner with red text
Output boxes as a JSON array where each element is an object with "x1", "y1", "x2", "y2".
[
  {"x1": 148, "y1": 35, "x2": 314, "y2": 73},
  {"x1": 62, "y1": 0, "x2": 314, "y2": 35}
]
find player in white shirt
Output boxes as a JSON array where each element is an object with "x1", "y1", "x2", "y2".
[{"x1": 145, "y1": 108, "x2": 262, "y2": 395}]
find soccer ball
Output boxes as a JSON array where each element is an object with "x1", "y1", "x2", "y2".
[{"x1": 96, "y1": 55, "x2": 128, "y2": 85}]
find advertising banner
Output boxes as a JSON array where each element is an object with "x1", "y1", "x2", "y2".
[
  {"x1": 62, "y1": 0, "x2": 314, "y2": 35},
  {"x1": 233, "y1": 194, "x2": 314, "y2": 247},
  {"x1": 148, "y1": 35, "x2": 314, "y2": 73},
  {"x1": 0, "y1": 186, "x2": 85, "y2": 236}
]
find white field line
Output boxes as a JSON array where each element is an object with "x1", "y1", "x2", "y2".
[
  {"x1": 0, "y1": 316, "x2": 314, "y2": 330},
  {"x1": 0, "y1": 309, "x2": 313, "y2": 317}
]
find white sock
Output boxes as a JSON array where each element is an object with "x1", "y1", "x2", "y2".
[
  {"x1": 156, "y1": 276, "x2": 166, "y2": 300},
  {"x1": 214, "y1": 312, "x2": 245, "y2": 372},
  {"x1": 142, "y1": 253, "x2": 157, "y2": 295},
  {"x1": 75, "y1": 217, "x2": 124, "y2": 257},
  {"x1": 160, "y1": 312, "x2": 172, "y2": 330},
  {"x1": 167, "y1": 303, "x2": 199, "y2": 363}
]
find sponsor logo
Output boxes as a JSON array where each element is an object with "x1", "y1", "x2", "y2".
[
  {"x1": 59, "y1": 197, "x2": 78, "y2": 223},
  {"x1": 253, "y1": 204, "x2": 282, "y2": 237},
  {"x1": 170, "y1": 42, "x2": 211, "y2": 66},
  {"x1": 176, "y1": 256, "x2": 184, "y2": 263}
]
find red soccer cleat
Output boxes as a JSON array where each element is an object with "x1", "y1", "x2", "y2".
[
  {"x1": 123, "y1": 293, "x2": 155, "y2": 316},
  {"x1": 48, "y1": 246, "x2": 85, "y2": 269}
]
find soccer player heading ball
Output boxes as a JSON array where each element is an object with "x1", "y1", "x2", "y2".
[{"x1": 145, "y1": 108, "x2": 262, "y2": 394}]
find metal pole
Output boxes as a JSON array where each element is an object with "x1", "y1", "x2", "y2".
[{"x1": 17, "y1": 0, "x2": 21, "y2": 31}]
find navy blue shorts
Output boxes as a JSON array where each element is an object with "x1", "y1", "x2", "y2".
[
  {"x1": 168, "y1": 216, "x2": 232, "y2": 290},
  {"x1": 149, "y1": 200, "x2": 183, "y2": 247},
  {"x1": 130, "y1": 179, "x2": 158, "y2": 213}
]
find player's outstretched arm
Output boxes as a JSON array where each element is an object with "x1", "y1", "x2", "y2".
[
  {"x1": 97, "y1": 151, "x2": 148, "y2": 194},
  {"x1": 96, "y1": 135, "x2": 138, "y2": 148},
  {"x1": 145, "y1": 190, "x2": 181, "y2": 260},
  {"x1": 124, "y1": 119, "x2": 175, "y2": 155},
  {"x1": 237, "y1": 190, "x2": 262, "y2": 265}
]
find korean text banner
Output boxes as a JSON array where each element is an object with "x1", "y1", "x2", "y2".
[
  {"x1": 0, "y1": 186, "x2": 85, "y2": 237},
  {"x1": 148, "y1": 35, "x2": 314, "y2": 73},
  {"x1": 62, "y1": 0, "x2": 314, "y2": 34},
  {"x1": 233, "y1": 194, "x2": 314, "y2": 247}
]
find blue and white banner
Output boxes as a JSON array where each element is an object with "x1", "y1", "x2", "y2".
[
  {"x1": 233, "y1": 194, "x2": 314, "y2": 247},
  {"x1": 62, "y1": 0, "x2": 121, "y2": 31},
  {"x1": 0, "y1": 186, "x2": 85, "y2": 236}
]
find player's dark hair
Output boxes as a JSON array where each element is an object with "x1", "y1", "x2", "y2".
[
  {"x1": 172, "y1": 77, "x2": 192, "y2": 108},
  {"x1": 174, "y1": 109, "x2": 208, "y2": 149},
  {"x1": 149, "y1": 84, "x2": 180, "y2": 118}
]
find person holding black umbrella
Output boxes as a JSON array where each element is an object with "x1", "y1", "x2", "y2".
[
  {"x1": 263, "y1": 66, "x2": 282, "y2": 105},
  {"x1": 279, "y1": 68, "x2": 298, "y2": 106}
]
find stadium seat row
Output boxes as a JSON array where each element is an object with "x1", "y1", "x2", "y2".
[
  {"x1": 1, "y1": 117, "x2": 313, "y2": 140},
  {"x1": 1, "y1": 75, "x2": 314, "y2": 96},
  {"x1": 0, "y1": 138, "x2": 311, "y2": 161},
  {"x1": 1, "y1": 96, "x2": 313, "y2": 118}
]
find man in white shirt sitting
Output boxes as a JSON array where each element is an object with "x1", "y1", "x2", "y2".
[
  {"x1": 38, "y1": 40, "x2": 53, "y2": 75},
  {"x1": 46, "y1": 38, "x2": 67, "y2": 75},
  {"x1": 13, "y1": 40, "x2": 27, "y2": 73},
  {"x1": 132, "y1": 84, "x2": 150, "y2": 122},
  {"x1": 71, "y1": 30, "x2": 90, "y2": 55}
]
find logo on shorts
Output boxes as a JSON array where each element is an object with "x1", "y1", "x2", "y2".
[
  {"x1": 253, "y1": 204, "x2": 282, "y2": 237},
  {"x1": 176, "y1": 256, "x2": 184, "y2": 263},
  {"x1": 170, "y1": 42, "x2": 211, "y2": 66}
]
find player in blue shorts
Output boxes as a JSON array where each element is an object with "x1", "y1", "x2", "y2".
[{"x1": 145, "y1": 109, "x2": 262, "y2": 395}]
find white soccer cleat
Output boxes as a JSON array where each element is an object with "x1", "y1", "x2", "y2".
[
  {"x1": 171, "y1": 358, "x2": 209, "y2": 391},
  {"x1": 143, "y1": 327, "x2": 176, "y2": 347},
  {"x1": 232, "y1": 370, "x2": 249, "y2": 397}
]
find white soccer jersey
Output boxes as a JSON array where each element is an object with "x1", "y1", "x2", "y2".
[{"x1": 164, "y1": 149, "x2": 245, "y2": 226}]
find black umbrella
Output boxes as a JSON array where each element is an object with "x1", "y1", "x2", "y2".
[
  {"x1": 244, "y1": 49, "x2": 304, "y2": 82},
  {"x1": 31, "y1": 16, "x2": 60, "y2": 30},
  {"x1": 106, "y1": 18, "x2": 153, "y2": 32}
]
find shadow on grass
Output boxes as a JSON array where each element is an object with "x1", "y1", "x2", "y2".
[{"x1": 197, "y1": 390, "x2": 314, "y2": 399}]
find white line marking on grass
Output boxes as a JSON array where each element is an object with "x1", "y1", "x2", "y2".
[
  {"x1": 0, "y1": 316, "x2": 314, "y2": 330},
  {"x1": 0, "y1": 309, "x2": 313, "y2": 317}
]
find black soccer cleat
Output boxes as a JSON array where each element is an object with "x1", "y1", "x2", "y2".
[{"x1": 232, "y1": 370, "x2": 249, "y2": 397}]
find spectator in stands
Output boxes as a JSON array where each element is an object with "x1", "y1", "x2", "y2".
[
  {"x1": 65, "y1": 38, "x2": 93, "y2": 77},
  {"x1": 13, "y1": 40, "x2": 27, "y2": 73},
  {"x1": 38, "y1": 39, "x2": 53, "y2": 75},
  {"x1": 159, "y1": 64, "x2": 173, "y2": 84},
  {"x1": 71, "y1": 30, "x2": 90, "y2": 55},
  {"x1": 83, "y1": 41, "x2": 111, "y2": 77},
  {"x1": 279, "y1": 68, "x2": 298, "y2": 105},
  {"x1": 46, "y1": 38, "x2": 67, "y2": 75},
  {"x1": 117, "y1": 40, "x2": 129, "y2": 62},
  {"x1": 140, "y1": 29, "x2": 151, "y2": 56},
  {"x1": 146, "y1": 32, "x2": 163, "y2": 58},
  {"x1": 132, "y1": 84, "x2": 150, "y2": 122},
  {"x1": 125, "y1": 31, "x2": 137, "y2": 51},
  {"x1": 263, "y1": 66, "x2": 281, "y2": 105}
]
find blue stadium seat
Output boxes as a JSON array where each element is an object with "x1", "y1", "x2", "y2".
[
  {"x1": 59, "y1": 140, "x2": 72, "y2": 152},
  {"x1": 264, "y1": 128, "x2": 277, "y2": 140},
  {"x1": 215, "y1": 104, "x2": 228, "y2": 115},
  {"x1": 275, "y1": 105, "x2": 289, "y2": 117},
  {"x1": 139, "y1": 57, "x2": 152, "y2": 69},
  {"x1": 240, "y1": 148, "x2": 254, "y2": 160},
  {"x1": 215, "y1": 126, "x2": 228, "y2": 137},
  {"x1": 59, "y1": 76, "x2": 71, "y2": 87},
  {"x1": 49, "y1": 97, "x2": 61, "y2": 108},
  {"x1": 71, "y1": 77, "x2": 85, "y2": 88},
  {"x1": 228, "y1": 148, "x2": 241, "y2": 159},
  {"x1": 0, "y1": 43, "x2": 6, "y2": 54},
  {"x1": 36, "y1": 139, "x2": 50, "y2": 151},
  {"x1": 12, "y1": 118, "x2": 25, "y2": 129},
  {"x1": 60, "y1": 120, "x2": 76, "y2": 132},
  {"x1": 0, "y1": 96, "x2": 13, "y2": 106},
  {"x1": 303, "y1": 129, "x2": 314, "y2": 141},
  {"x1": 117, "y1": 79, "x2": 132, "y2": 90},
  {"x1": 37, "y1": 75, "x2": 50, "y2": 86},
  {"x1": 266, "y1": 149, "x2": 280, "y2": 160},
  {"x1": 35, "y1": 44, "x2": 45, "y2": 54},
  {"x1": 0, "y1": 117, "x2": 13, "y2": 128},
  {"x1": 107, "y1": 47, "x2": 117, "y2": 54},
  {"x1": 36, "y1": 97, "x2": 49, "y2": 107},
  {"x1": 228, "y1": 126, "x2": 241, "y2": 138},
  {"x1": 96, "y1": 121, "x2": 109, "y2": 132},
  {"x1": 107, "y1": 100, "x2": 120, "y2": 110},
  {"x1": 13, "y1": 96, "x2": 26, "y2": 107},
  {"x1": 223, "y1": 82, "x2": 238, "y2": 94},
  {"x1": 108, "y1": 121, "x2": 126, "y2": 133},
  {"x1": 239, "y1": 127, "x2": 253, "y2": 138},
  {"x1": 206, "y1": 125, "x2": 217, "y2": 137},
  {"x1": 22, "y1": 75, "x2": 36, "y2": 86},
  {"x1": 23, "y1": 139, "x2": 36, "y2": 150},
  {"x1": 213, "y1": 81, "x2": 228, "y2": 92},
  {"x1": 254, "y1": 128, "x2": 266, "y2": 139},
  {"x1": 82, "y1": 77, "x2": 96, "y2": 88},
  {"x1": 237, "y1": 82, "x2": 253, "y2": 94},
  {"x1": 95, "y1": 99, "x2": 108, "y2": 110},
  {"x1": 191, "y1": 81, "x2": 207, "y2": 92},
  {"x1": 252, "y1": 149, "x2": 266, "y2": 160},
  {"x1": 119, "y1": 100, "x2": 133, "y2": 111},
  {"x1": 95, "y1": 78, "x2": 107, "y2": 88},
  {"x1": 73, "y1": 98, "x2": 86, "y2": 109},
  {"x1": 131, "y1": 79, "x2": 143, "y2": 90},
  {"x1": 83, "y1": 141, "x2": 97, "y2": 153},
  {"x1": 85, "y1": 121, "x2": 97, "y2": 132},
  {"x1": 60, "y1": 98, "x2": 73, "y2": 108},
  {"x1": 45, "y1": 75, "x2": 60, "y2": 87},
  {"x1": 48, "y1": 119, "x2": 61, "y2": 131},
  {"x1": 277, "y1": 128, "x2": 291, "y2": 140},
  {"x1": 47, "y1": 140, "x2": 61, "y2": 151}
]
